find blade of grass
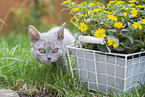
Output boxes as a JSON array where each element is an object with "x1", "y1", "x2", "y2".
[
  {"x1": 0, "y1": 11, "x2": 9, "y2": 31},
  {"x1": 46, "y1": 84, "x2": 64, "y2": 95},
  {"x1": 10, "y1": 45, "x2": 19, "y2": 56},
  {"x1": 0, "y1": 57, "x2": 24, "y2": 62},
  {"x1": 0, "y1": 19, "x2": 6, "y2": 25}
]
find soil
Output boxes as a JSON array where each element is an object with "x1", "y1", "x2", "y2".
[{"x1": 18, "y1": 92, "x2": 56, "y2": 97}]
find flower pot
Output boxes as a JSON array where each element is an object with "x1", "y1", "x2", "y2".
[
  {"x1": 63, "y1": 0, "x2": 145, "y2": 94},
  {"x1": 66, "y1": 45, "x2": 145, "y2": 94}
]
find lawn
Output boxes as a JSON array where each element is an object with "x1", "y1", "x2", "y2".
[{"x1": 0, "y1": 32, "x2": 145, "y2": 96}]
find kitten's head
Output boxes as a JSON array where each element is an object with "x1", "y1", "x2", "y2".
[{"x1": 28, "y1": 23, "x2": 66, "y2": 64}]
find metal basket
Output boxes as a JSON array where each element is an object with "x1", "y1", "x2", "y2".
[{"x1": 66, "y1": 36, "x2": 145, "y2": 93}]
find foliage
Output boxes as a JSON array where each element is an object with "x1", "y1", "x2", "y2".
[
  {"x1": 0, "y1": 32, "x2": 145, "y2": 96},
  {"x1": 62, "y1": 0, "x2": 145, "y2": 54},
  {"x1": 16, "y1": 0, "x2": 49, "y2": 22},
  {"x1": 10, "y1": 0, "x2": 55, "y2": 32}
]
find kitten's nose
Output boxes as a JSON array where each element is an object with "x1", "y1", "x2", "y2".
[{"x1": 47, "y1": 58, "x2": 52, "y2": 60}]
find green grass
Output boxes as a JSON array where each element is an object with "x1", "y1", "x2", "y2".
[{"x1": 0, "y1": 32, "x2": 145, "y2": 96}]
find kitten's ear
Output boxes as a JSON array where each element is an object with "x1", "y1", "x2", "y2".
[
  {"x1": 57, "y1": 22, "x2": 66, "y2": 40},
  {"x1": 28, "y1": 25, "x2": 40, "y2": 42}
]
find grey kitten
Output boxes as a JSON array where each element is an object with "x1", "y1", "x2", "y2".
[{"x1": 28, "y1": 23, "x2": 75, "y2": 71}]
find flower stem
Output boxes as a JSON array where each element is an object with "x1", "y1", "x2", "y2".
[
  {"x1": 105, "y1": 26, "x2": 107, "y2": 35},
  {"x1": 116, "y1": 27, "x2": 118, "y2": 38},
  {"x1": 97, "y1": 17, "x2": 101, "y2": 28}
]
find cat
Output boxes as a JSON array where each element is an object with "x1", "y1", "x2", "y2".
[{"x1": 28, "y1": 23, "x2": 75, "y2": 72}]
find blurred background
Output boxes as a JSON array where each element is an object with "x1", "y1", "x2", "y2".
[
  {"x1": 0, "y1": 0, "x2": 110, "y2": 35},
  {"x1": 0, "y1": 0, "x2": 77, "y2": 34}
]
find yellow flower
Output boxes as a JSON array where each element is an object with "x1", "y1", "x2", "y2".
[
  {"x1": 63, "y1": 0, "x2": 71, "y2": 4},
  {"x1": 94, "y1": 28, "x2": 106, "y2": 39},
  {"x1": 72, "y1": 2, "x2": 77, "y2": 5},
  {"x1": 78, "y1": 22, "x2": 89, "y2": 32},
  {"x1": 88, "y1": 3, "x2": 95, "y2": 7},
  {"x1": 132, "y1": 22, "x2": 143, "y2": 30},
  {"x1": 123, "y1": 12, "x2": 127, "y2": 16},
  {"x1": 107, "y1": 0, "x2": 116, "y2": 8},
  {"x1": 70, "y1": 17, "x2": 74, "y2": 23},
  {"x1": 141, "y1": 19, "x2": 145, "y2": 24},
  {"x1": 136, "y1": 5, "x2": 145, "y2": 8},
  {"x1": 107, "y1": 3, "x2": 111, "y2": 8},
  {"x1": 107, "y1": 39, "x2": 119, "y2": 48},
  {"x1": 95, "y1": 1, "x2": 103, "y2": 6},
  {"x1": 91, "y1": 8, "x2": 102, "y2": 13},
  {"x1": 108, "y1": 15, "x2": 117, "y2": 21},
  {"x1": 88, "y1": 10, "x2": 92, "y2": 16},
  {"x1": 75, "y1": 18, "x2": 80, "y2": 23},
  {"x1": 128, "y1": 4, "x2": 135, "y2": 7},
  {"x1": 70, "y1": 17, "x2": 80, "y2": 23},
  {"x1": 114, "y1": 22, "x2": 123, "y2": 28},
  {"x1": 70, "y1": 7, "x2": 80, "y2": 13},
  {"x1": 79, "y1": 1, "x2": 87, "y2": 6},
  {"x1": 128, "y1": 0, "x2": 137, "y2": 3},
  {"x1": 115, "y1": 1, "x2": 125, "y2": 5},
  {"x1": 73, "y1": 7, "x2": 80, "y2": 11},
  {"x1": 78, "y1": 14, "x2": 84, "y2": 17},
  {"x1": 131, "y1": 8, "x2": 137, "y2": 17},
  {"x1": 103, "y1": 10, "x2": 112, "y2": 14}
]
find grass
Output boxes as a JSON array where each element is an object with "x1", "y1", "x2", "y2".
[{"x1": 0, "y1": 32, "x2": 145, "y2": 96}]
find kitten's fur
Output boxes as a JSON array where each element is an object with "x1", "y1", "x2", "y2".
[{"x1": 28, "y1": 23, "x2": 75, "y2": 71}]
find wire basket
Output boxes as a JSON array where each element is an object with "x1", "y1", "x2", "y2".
[{"x1": 66, "y1": 44, "x2": 145, "y2": 93}]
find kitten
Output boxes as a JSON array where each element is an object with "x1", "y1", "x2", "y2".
[{"x1": 28, "y1": 23, "x2": 75, "y2": 71}]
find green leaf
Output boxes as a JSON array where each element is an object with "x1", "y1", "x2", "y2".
[
  {"x1": 141, "y1": 48, "x2": 145, "y2": 52},
  {"x1": 98, "y1": 44, "x2": 109, "y2": 52},
  {"x1": 121, "y1": 29, "x2": 128, "y2": 32},
  {"x1": 120, "y1": 42, "x2": 126, "y2": 48},
  {"x1": 60, "y1": 8, "x2": 69, "y2": 12},
  {"x1": 127, "y1": 22, "x2": 131, "y2": 26},
  {"x1": 127, "y1": 22, "x2": 133, "y2": 29},
  {"x1": 107, "y1": 29, "x2": 116, "y2": 32},
  {"x1": 113, "y1": 45, "x2": 124, "y2": 51},
  {"x1": 91, "y1": 29, "x2": 96, "y2": 35},
  {"x1": 119, "y1": 32, "x2": 134, "y2": 44},
  {"x1": 130, "y1": 44, "x2": 140, "y2": 52},
  {"x1": 134, "y1": 40, "x2": 144, "y2": 45},
  {"x1": 120, "y1": 42, "x2": 131, "y2": 50},
  {"x1": 86, "y1": 18, "x2": 98, "y2": 23},
  {"x1": 107, "y1": 35, "x2": 119, "y2": 44}
]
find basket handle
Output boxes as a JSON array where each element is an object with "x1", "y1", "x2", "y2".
[{"x1": 78, "y1": 35, "x2": 111, "y2": 53}]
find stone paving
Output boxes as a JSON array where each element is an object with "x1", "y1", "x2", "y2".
[{"x1": 0, "y1": 89, "x2": 19, "y2": 97}]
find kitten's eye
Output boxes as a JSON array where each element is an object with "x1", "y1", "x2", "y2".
[
  {"x1": 53, "y1": 48, "x2": 59, "y2": 53},
  {"x1": 39, "y1": 48, "x2": 46, "y2": 53}
]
